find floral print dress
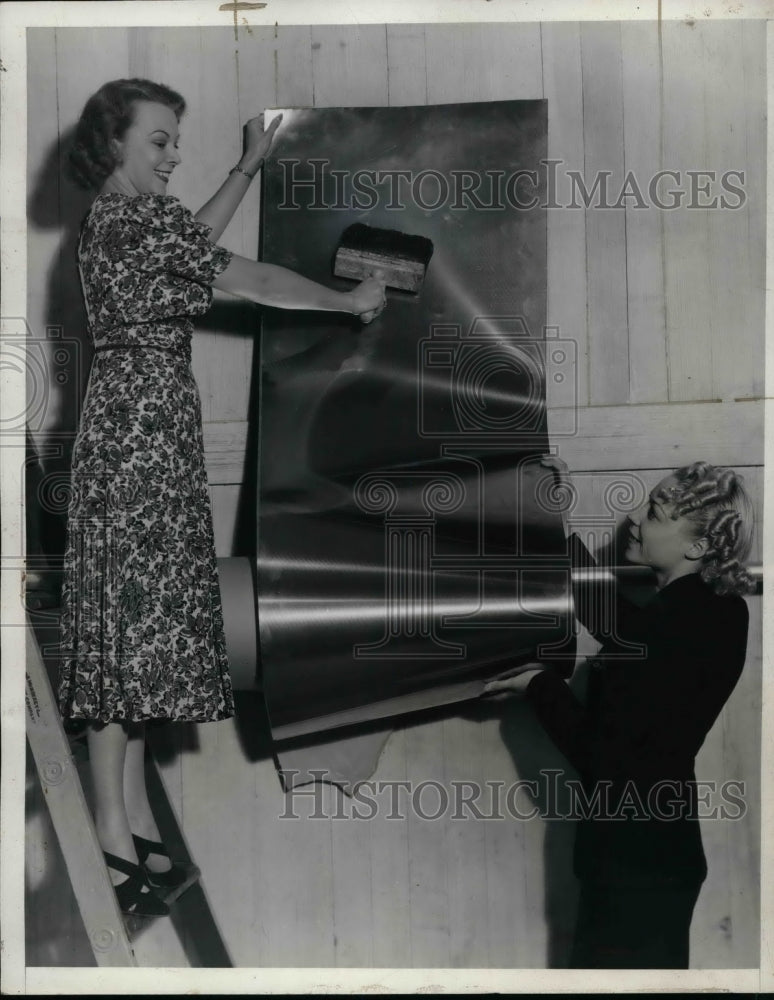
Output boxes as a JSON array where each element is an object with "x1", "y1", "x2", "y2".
[{"x1": 58, "y1": 192, "x2": 235, "y2": 723}]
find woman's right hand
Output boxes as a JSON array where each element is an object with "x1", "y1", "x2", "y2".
[{"x1": 349, "y1": 275, "x2": 387, "y2": 324}]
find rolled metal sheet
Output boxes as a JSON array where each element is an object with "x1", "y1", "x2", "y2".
[
  {"x1": 257, "y1": 102, "x2": 575, "y2": 741},
  {"x1": 219, "y1": 553, "x2": 764, "y2": 706},
  {"x1": 217, "y1": 557, "x2": 258, "y2": 690}
]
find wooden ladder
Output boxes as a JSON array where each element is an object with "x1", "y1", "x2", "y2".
[{"x1": 25, "y1": 609, "x2": 233, "y2": 967}]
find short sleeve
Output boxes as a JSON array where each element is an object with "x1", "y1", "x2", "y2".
[{"x1": 112, "y1": 194, "x2": 233, "y2": 284}]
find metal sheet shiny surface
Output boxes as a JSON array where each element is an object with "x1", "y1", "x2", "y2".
[{"x1": 257, "y1": 102, "x2": 574, "y2": 740}]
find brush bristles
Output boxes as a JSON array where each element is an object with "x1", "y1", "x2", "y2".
[{"x1": 334, "y1": 223, "x2": 434, "y2": 292}]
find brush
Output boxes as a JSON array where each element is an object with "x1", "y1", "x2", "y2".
[{"x1": 333, "y1": 223, "x2": 434, "y2": 293}]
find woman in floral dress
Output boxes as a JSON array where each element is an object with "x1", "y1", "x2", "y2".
[{"x1": 59, "y1": 78, "x2": 385, "y2": 916}]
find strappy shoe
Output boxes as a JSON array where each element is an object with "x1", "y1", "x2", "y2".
[
  {"x1": 132, "y1": 834, "x2": 188, "y2": 890},
  {"x1": 103, "y1": 851, "x2": 170, "y2": 917}
]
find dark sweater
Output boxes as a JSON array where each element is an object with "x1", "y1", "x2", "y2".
[{"x1": 527, "y1": 534, "x2": 749, "y2": 887}]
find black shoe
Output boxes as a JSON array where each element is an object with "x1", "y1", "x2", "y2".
[
  {"x1": 103, "y1": 851, "x2": 170, "y2": 917},
  {"x1": 132, "y1": 834, "x2": 189, "y2": 890}
]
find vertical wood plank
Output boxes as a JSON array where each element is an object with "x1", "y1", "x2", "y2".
[
  {"x1": 232, "y1": 25, "x2": 278, "y2": 259},
  {"x1": 404, "y1": 718, "x2": 451, "y2": 966},
  {"x1": 424, "y1": 23, "x2": 543, "y2": 104},
  {"x1": 26, "y1": 26, "x2": 61, "y2": 342},
  {"x1": 311, "y1": 25, "x2": 388, "y2": 108},
  {"x1": 693, "y1": 697, "x2": 734, "y2": 967},
  {"x1": 368, "y1": 727, "x2": 412, "y2": 966},
  {"x1": 719, "y1": 465, "x2": 761, "y2": 969},
  {"x1": 723, "y1": 594, "x2": 762, "y2": 966},
  {"x1": 541, "y1": 22, "x2": 589, "y2": 411},
  {"x1": 267, "y1": 779, "x2": 337, "y2": 966},
  {"x1": 274, "y1": 25, "x2": 314, "y2": 107},
  {"x1": 386, "y1": 25, "x2": 427, "y2": 106},
  {"x1": 290, "y1": 773, "x2": 338, "y2": 967},
  {"x1": 53, "y1": 28, "x2": 131, "y2": 129},
  {"x1": 703, "y1": 21, "x2": 761, "y2": 403},
  {"x1": 620, "y1": 21, "x2": 669, "y2": 403},
  {"x1": 329, "y1": 788, "x2": 375, "y2": 966},
  {"x1": 441, "y1": 713, "x2": 490, "y2": 966},
  {"x1": 740, "y1": 20, "x2": 767, "y2": 399},
  {"x1": 250, "y1": 751, "x2": 296, "y2": 967},
  {"x1": 189, "y1": 28, "x2": 250, "y2": 426},
  {"x1": 479, "y1": 710, "x2": 532, "y2": 967},
  {"x1": 579, "y1": 22, "x2": 629, "y2": 406},
  {"x1": 661, "y1": 21, "x2": 715, "y2": 402}
]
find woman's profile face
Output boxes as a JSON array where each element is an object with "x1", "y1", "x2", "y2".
[
  {"x1": 625, "y1": 473, "x2": 700, "y2": 574},
  {"x1": 109, "y1": 100, "x2": 181, "y2": 196}
]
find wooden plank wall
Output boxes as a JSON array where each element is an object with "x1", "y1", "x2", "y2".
[{"x1": 25, "y1": 20, "x2": 764, "y2": 969}]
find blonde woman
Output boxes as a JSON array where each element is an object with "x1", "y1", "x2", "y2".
[{"x1": 487, "y1": 459, "x2": 754, "y2": 968}]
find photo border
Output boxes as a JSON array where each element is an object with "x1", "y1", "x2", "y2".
[{"x1": 1, "y1": 1, "x2": 771, "y2": 994}]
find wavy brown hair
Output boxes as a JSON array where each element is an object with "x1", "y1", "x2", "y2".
[
  {"x1": 655, "y1": 461, "x2": 755, "y2": 596},
  {"x1": 68, "y1": 78, "x2": 186, "y2": 191}
]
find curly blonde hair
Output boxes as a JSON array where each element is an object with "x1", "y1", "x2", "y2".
[{"x1": 654, "y1": 461, "x2": 755, "y2": 596}]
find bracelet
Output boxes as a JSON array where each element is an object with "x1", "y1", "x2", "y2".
[{"x1": 229, "y1": 160, "x2": 263, "y2": 181}]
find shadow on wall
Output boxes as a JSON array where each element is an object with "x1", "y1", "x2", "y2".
[
  {"x1": 494, "y1": 682, "x2": 585, "y2": 969},
  {"x1": 454, "y1": 683, "x2": 584, "y2": 969},
  {"x1": 26, "y1": 125, "x2": 93, "y2": 583}
]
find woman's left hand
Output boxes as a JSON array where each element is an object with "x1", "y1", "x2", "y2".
[{"x1": 242, "y1": 113, "x2": 283, "y2": 172}]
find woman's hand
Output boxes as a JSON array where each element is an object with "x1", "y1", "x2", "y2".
[
  {"x1": 540, "y1": 453, "x2": 570, "y2": 483},
  {"x1": 483, "y1": 667, "x2": 544, "y2": 696},
  {"x1": 350, "y1": 274, "x2": 387, "y2": 324},
  {"x1": 541, "y1": 453, "x2": 573, "y2": 536},
  {"x1": 241, "y1": 113, "x2": 283, "y2": 174}
]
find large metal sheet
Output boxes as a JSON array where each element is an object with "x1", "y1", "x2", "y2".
[{"x1": 257, "y1": 102, "x2": 574, "y2": 740}]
